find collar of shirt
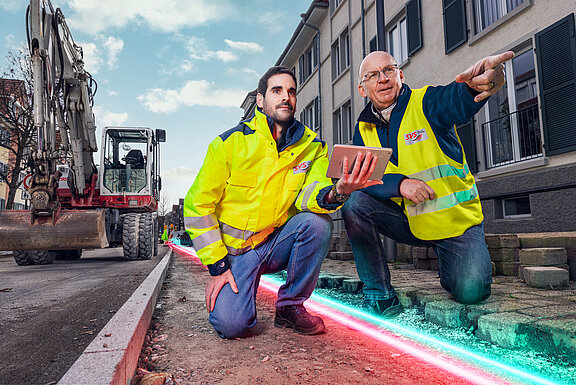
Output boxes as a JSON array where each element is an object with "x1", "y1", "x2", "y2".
[{"x1": 259, "y1": 108, "x2": 303, "y2": 152}]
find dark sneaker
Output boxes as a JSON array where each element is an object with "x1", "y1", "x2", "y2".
[
  {"x1": 274, "y1": 305, "x2": 325, "y2": 335},
  {"x1": 363, "y1": 296, "x2": 403, "y2": 319}
]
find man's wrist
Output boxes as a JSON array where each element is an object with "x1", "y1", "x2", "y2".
[
  {"x1": 207, "y1": 256, "x2": 231, "y2": 276},
  {"x1": 331, "y1": 184, "x2": 350, "y2": 203}
]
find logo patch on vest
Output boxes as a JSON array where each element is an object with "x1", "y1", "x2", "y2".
[
  {"x1": 293, "y1": 161, "x2": 311, "y2": 174},
  {"x1": 405, "y1": 128, "x2": 429, "y2": 145}
]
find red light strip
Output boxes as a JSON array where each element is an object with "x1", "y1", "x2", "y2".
[{"x1": 169, "y1": 243, "x2": 512, "y2": 385}]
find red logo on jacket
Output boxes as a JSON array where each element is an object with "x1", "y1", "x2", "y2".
[{"x1": 293, "y1": 161, "x2": 311, "y2": 174}]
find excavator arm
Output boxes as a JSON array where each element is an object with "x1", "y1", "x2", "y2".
[
  {"x1": 0, "y1": 0, "x2": 106, "y2": 251},
  {"x1": 27, "y1": 0, "x2": 98, "y2": 217}
]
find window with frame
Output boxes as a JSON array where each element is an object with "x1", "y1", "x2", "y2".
[
  {"x1": 299, "y1": 35, "x2": 319, "y2": 85},
  {"x1": 333, "y1": 101, "x2": 353, "y2": 144},
  {"x1": 495, "y1": 196, "x2": 531, "y2": 219},
  {"x1": 388, "y1": 17, "x2": 408, "y2": 64},
  {"x1": 474, "y1": 0, "x2": 527, "y2": 33},
  {"x1": 332, "y1": 29, "x2": 350, "y2": 79},
  {"x1": 330, "y1": 0, "x2": 343, "y2": 14},
  {"x1": 299, "y1": 97, "x2": 321, "y2": 139},
  {"x1": 482, "y1": 47, "x2": 542, "y2": 169},
  {"x1": 0, "y1": 127, "x2": 11, "y2": 148},
  {"x1": 369, "y1": 36, "x2": 378, "y2": 53},
  {"x1": 0, "y1": 161, "x2": 8, "y2": 178}
]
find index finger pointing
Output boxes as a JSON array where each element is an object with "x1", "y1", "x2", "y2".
[{"x1": 484, "y1": 51, "x2": 515, "y2": 69}]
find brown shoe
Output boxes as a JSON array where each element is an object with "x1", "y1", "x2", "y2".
[{"x1": 274, "y1": 305, "x2": 325, "y2": 335}]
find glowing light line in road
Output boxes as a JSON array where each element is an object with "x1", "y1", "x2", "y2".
[{"x1": 168, "y1": 243, "x2": 563, "y2": 385}]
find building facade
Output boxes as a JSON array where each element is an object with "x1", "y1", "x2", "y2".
[{"x1": 241, "y1": 0, "x2": 576, "y2": 234}]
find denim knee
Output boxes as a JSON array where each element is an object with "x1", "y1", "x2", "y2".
[
  {"x1": 301, "y1": 213, "x2": 333, "y2": 243},
  {"x1": 209, "y1": 312, "x2": 255, "y2": 339},
  {"x1": 451, "y1": 278, "x2": 491, "y2": 305}
]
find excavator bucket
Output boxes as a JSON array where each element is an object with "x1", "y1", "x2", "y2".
[{"x1": 0, "y1": 209, "x2": 108, "y2": 251}]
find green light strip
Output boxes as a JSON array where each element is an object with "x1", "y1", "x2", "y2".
[{"x1": 264, "y1": 276, "x2": 566, "y2": 385}]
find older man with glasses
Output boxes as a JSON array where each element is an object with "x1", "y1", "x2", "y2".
[{"x1": 341, "y1": 50, "x2": 514, "y2": 318}]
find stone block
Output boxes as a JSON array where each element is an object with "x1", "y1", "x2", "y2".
[
  {"x1": 414, "y1": 258, "x2": 430, "y2": 270},
  {"x1": 532, "y1": 318, "x2": 576, "y2": 358},
  {"x1": 395, "y1": 243, "x2": 412, "y2": 263},
  {"x1": 429, "y1": 259, "x2": 439, "y2": 271},
  {"x1": 488, "y1": 247, "x2": 519, "y2": 262},
  {"x1": 476, "y1": 312, "x2": 535, "y2": 349},
  {"x1": 567, "y1": 248, "x2": 576, "y2": 281},
  {"x1": 336, "y1": 243, "x2": 352, "y2": 252},
  {"x1": 341, "y1": 279, "x2": 363, "y2": 293},
  {"x1": 425, "y1": 300, "x2": 468, "y2": 329},
  {"x1": 316, "y1": 274, "x2": 333, "y2": 289},
  {"x1": 494, "y1": 261, "x2": 520, "y2": 276},
  {"x1": 518, "y1": 264, "x2": 569, "y2": 281},
  {"x1": 491, "y1": 262, "x2": 496, "y2": 276},
  {"x1": 523, "y1": 267, "x2": 569, "y2": 289},
  {"x1": 519, "y1": 248, "x2": 567, "y2": 266},
  {"x1": 465, "y1": 301, "x2": 532, "y2": 327},
  {"x1": 339, "y1": 230, "x2": 347, "y2": 238},
  {"x1": 427, "y1": 247, "x2": 438, "y2": 260},
  {"x1": 338, "y1": 236, "x2": 350, "y2": 245},
  {"x1": 329, "y1": 251, "x2": 354, "y2": 261},
  {"x1": 518, "y1": 233, "x2": 576, "y2": 249},
  {"x1": 412, "y1": 247, "x2": 428, "y2": 260},
  {"x1": 485, "y1": 234, "x2": 520, "y2": 249}
]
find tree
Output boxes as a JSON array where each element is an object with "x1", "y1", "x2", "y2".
[
  {"x1": 0, "y1": 49, "x2": 37, "y2": 210},
  {"x1": 157, "y1": 192, "x2": 171, "y2": 217}
]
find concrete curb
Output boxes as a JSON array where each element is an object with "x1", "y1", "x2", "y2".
[{"x1": 58, "y1": 249, "x2": 172, "y2": 385}]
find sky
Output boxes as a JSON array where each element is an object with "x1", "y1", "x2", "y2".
[{"x1": 0, "y1": 0, "x2": 312, "y2": 207}]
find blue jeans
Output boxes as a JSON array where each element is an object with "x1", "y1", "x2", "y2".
[
  {"x1": 341, "y1": 191, "x2": 492, "y2": 305},
  {"x1": 209, "y1": 212, "x2": 333, "y2": 338}
]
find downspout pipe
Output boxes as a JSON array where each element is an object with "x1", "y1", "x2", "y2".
[
  {"x1": 300, "y1": 16, "x2": 322, "y2": 134},
  {"x1": 361, "y1": 0, "x2": 366, "y2": 58}
]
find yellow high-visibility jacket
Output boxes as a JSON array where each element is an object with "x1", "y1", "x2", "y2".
[
  {"x1": 358, "y1": 86, "x2": 483, "y2": 240},
  {"x1": 184, "y1": 109, "x2": 338, "y2": 266}
]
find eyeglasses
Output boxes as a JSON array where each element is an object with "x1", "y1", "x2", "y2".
[{"x1": 361, "y1": 65, "x2": 399, "y2": 84}]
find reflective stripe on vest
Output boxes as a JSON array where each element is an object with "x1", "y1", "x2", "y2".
[
  {"x1": 220, "y1": 222, "x2": 276, "y2": 255},
  {"x1": 184, "y1": 214, "x2": 218, "y2": 229},
  {"x1": 297, "y1": 181, "x2": 319, "y2": 212},
  {"x1": 406, "y1": 184, "x2": 478, "y2": 217},
  {"x1": 192, "y1": 228, "x2": 221, "y2": 250}
]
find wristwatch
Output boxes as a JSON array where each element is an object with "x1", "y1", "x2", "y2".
[{"x1": 331, "y1": 184, "x2": 350, "y2": 203}]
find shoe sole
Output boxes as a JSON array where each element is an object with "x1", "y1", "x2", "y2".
[
  {"x1": 274, "y1": 318, "x2": 325, "y2": 335},
  {"x1": 380, "y1": 304, "x2": 404, "y2": 319}
]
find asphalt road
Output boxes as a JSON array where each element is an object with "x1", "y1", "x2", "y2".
[{"x1": 0, "y1": 246, "x2": 167, "y2": 385}]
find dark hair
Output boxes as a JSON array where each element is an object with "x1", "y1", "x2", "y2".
[{"x1": 257, "y1": 66, "x2": 297, "y2": 96}]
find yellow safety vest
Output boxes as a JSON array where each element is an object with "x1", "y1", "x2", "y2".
[{"x1": 359, "y1": 86, "x2": 483, "y2": 240}]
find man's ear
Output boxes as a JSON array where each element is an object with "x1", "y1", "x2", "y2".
[
  {"x1": 256, "y1": 93, "x2": 264, "y2": 109},
  {"x1": 358, "y1": 84, "x2": 367, "y2": 98}
]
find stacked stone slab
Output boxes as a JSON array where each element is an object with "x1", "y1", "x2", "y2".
[
  {"x1": 518, "y1": 248, "x2": 569, "y2": 288},
  {"x1": 411, "y1": 246, "x2": 439, "y2": 271},
  {"x1": 327, "y1": 230, "x2": 354, "y2": 261},
  {"x1": 518, "y1": 232, "x2": 576, "y2": 282},
  {"x1": 485, "y1": 234, "x2": 520, "y2": 276}
]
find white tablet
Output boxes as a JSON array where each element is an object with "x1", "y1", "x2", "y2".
[{"x1": 326, "y1": 144, "x2": 393, "y2": 180}]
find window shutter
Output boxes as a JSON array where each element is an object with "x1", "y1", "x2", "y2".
[
  {"x1": 536, "y1": 13, "x2": 576, "y2": 156},
  {"x1": 457, "y1": 119, "x2": 478, "y2": 173},
  {"x1": 442, "y1": 0, "x2": 467, "y2": 54},
  {"x1": 406, "y1": 0, "x2": 423, "y2": 57}
]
